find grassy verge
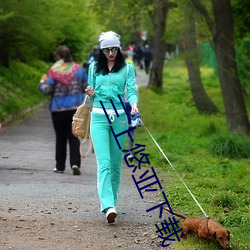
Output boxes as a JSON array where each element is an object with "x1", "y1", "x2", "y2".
[
  {"x1": 135, "y1": 58, "x2": 250, "y2": 249},
  {"x1": 0, "y1": 60, "x2": 50, "y2": 125}
]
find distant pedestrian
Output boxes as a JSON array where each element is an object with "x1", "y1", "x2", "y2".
[
  {"x1": 85, "y1": 31, "x2": 138, "y2": 223},
  {"x1": 87, "y1": 46, "x2": 99, "y2": 70},
  {"x1": 134, "y1": 44, "x2": 144, "y2": 69},
  {"x1": 39, "y1": 45, "x2": 88, "y2": 175},
  {"x1": 143, "y1": 44, "x2": 152, "y2": 74},
  {"x1": 123, "y1": 51, "x2": 136, "y2": 76}
]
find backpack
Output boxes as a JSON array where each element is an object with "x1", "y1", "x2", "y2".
[{"x1": 72, "y1": 95, "x2": 93, "y2": 158}]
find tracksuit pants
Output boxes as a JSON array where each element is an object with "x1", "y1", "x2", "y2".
[{"x1": 90, "y1": 111, "x2": 128, "y2": 212}]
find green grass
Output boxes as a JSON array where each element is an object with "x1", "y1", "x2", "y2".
[
  {"x1": 0, "y1": 60, "x2": 50, "y2": 123},
  {"x1": 135, "y1": 58, "x2": 250, "y2": 249}
]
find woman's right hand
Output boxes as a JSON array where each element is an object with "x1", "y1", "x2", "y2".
[
  {"x1": 40, "y1": 74, "x2": 47, "y2": 83},
  {"x1": 131, "y1": 103, "x2": 138, "y2": 116},
  {"x1": 85, "y1": 86, "x2": 95, "y2": 97}
]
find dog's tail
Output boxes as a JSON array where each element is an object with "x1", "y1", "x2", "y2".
[{"x1": 163, "y1": 207, "x2": 187, "y2": 220}]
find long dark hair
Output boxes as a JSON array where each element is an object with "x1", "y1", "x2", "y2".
[
  {"x1": 54, "y1": 45, "x2": 73, "y2": 63},
  {"x1": 95, "y1": 48, "x2": 126, "y2": 75}
]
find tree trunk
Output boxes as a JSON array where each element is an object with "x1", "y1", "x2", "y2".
[
  {"x1": 212, "y1": 0, "x2": 250, "y2": 134},
  {"x1": 147, "y1": 0, "x2": 168, "y2": 89},
  {"x1": 184, "y1": 4, "x2": 218, "y2": 114},
  {"x1": 191, "y1": 0, "x2": 250, "y2": 134}
]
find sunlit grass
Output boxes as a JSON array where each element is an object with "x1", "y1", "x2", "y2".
[{"x1": 136, "y1": 58, "x2": 250, "y2": 250}]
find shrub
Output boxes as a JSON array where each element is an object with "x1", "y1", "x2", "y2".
[
  {"x1": 210, "y1": 192, "x2": 237, "y2": 209},
  {"x1": 210, "y1": 135, "x2": 250, "y2": 159}
]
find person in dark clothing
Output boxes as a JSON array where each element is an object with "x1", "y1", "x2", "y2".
[
  {"x1": 143, "y1": 44, "x2": 152, "y2": 74},
  {"x1": 87, "y1": 46, "x2": 99, "y2": 67},
  {"x1": 39, "y1": 45, "x2": 88, "y2": 175},
  {"x1": 134, "y1": 45, "x2": 144, "y2": 69}
]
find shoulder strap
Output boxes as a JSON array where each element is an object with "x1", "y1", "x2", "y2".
[
  {"x1": 124, "y1": 62, "x2": 130, "y2": 101},
  {"x1": 79, "y1": 123, "x2": 94, "y2": 158},
  {"x1": 83, "y1": 94, "x2": 88, "y2": 105},
  {"x1": 126, "y1": 62, "x2": 129, "y2": 88},
  {"x1": 92, "y1": 61, "x2": 95, "y2": 88}
]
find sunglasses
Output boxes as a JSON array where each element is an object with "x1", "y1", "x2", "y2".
[{"x1": 102, "y1": 47, "x2": 119, "y2": 55}]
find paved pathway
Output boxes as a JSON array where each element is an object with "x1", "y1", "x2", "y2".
[
  {"x1": 0, "y1": 71, "x2": 176, "y2": 249},
  {"x1": 136, "y1": 68, "x2": 149, "y2": 88}
]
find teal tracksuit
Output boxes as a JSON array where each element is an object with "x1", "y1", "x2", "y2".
[{"x1": 88, "y1": 62, "x2": 137, "y2": 212}]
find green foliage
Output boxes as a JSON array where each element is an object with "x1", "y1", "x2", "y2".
[
  {"x1": 0, "y1": 60, "x2": 49, "y2": 122},
  {"x1": 0, "y1": 0, "x2": 100, "y2": 66},
  {"x1": 236, "y1": 37, "x2": 250, "y2": 95},
  {"x1": 232, "y1": 0, "x2": 250, "y2": 39},
  {"x1": 136, "y1": 58, "x2": 250, "y2": 249},
  {"x1": 92, "y1": 0, "x2": 156, "y2": 46},
  {"x1": 210, "y1": 134, "x2": 250, "y2": 159},
  {"x1": 210, "y1": 192, "x2": 238, "y2": 209},
  {"x1": 201, "y1": 121, "x2": 217, "y2": 135},
  {"x1": 165, "y1": 3, "x2": 184, "y2": 44}
]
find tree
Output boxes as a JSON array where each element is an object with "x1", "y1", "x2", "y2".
[
  {"x1": 148, "y1": 0, "x2": 177, "y2": 89},
  {"x1": 191, "y1": 0, "x2": 250, "y2": 134},
  {"x1": 184, "y1": 1, "x2": 218, "y2": 114},
  {"x1": 0, "y1": 0, "x2": 98, "y2": 66},
  {"x1": 0, "y1": 0, "x2": 59, "y2": 66},
  {"x1": 91, "y1": 0, "x2": 156, "y2": 48}
]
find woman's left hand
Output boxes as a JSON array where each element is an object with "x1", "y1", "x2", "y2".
[{"x1": 131, "y1": 103, "x2": 138, "y2": 115}]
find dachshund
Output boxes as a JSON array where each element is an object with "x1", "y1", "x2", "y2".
[{"x1": 163, "y1": 207, "x2": 231, "y2": 249}]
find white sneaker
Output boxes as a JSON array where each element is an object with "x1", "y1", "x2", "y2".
[
  {"x1": 106, "y1": 207, "x2": 117, "y2": 223},
  {"x1": 126, "y1": 153, "x2": 133, "y2": 161},
  {"x1": 72, "y1": 165, "x2": 81, "y2": 175},
  {"x1": 53, "y1": 168, "x2": 64, "y2": 173}
]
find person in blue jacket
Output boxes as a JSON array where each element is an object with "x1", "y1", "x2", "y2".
[
  {"x1": 86, "y1": 31, "x2": 138, "y2": 223},
  {"x1": 39, "y1": 45, "x2": 88, "y2": 176}
]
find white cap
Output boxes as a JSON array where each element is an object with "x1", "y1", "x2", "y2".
[{"x1": 99, "y1": 31, "x2": 121, "y2": 49}]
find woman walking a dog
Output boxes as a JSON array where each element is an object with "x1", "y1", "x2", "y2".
[{"x1": 85, "y1": 31, "x2": 138, "y2": 223}]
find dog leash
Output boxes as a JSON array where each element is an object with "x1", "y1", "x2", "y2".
[{"x1": 139, "y1": 118, "x2": 209, "y2": 218}]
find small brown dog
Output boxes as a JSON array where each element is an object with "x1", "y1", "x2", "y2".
[{"x1": 163, "y1": 207, "x2": 231, "y2": 249}]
